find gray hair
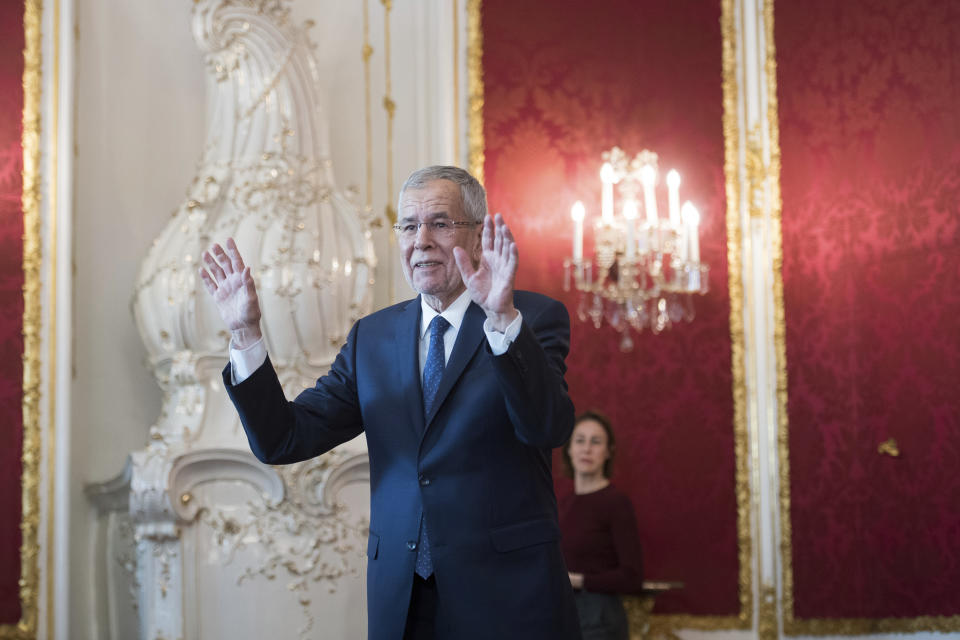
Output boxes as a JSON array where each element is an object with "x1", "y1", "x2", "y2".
[{"x1": 398, "y1": 165, "x2": 488, "y2": 224}]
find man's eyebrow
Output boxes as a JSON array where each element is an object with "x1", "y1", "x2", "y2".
[{"x1": 398, "y1": 211, "x2": 453, "y2": 222}]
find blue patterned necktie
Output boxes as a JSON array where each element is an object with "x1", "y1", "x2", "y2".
[
  {"x1": 422, "y1": 315, "x2": 450, "y2": 415},
  {"x1": 415, "y1": 314, "x2": 450, "y2": 578}
]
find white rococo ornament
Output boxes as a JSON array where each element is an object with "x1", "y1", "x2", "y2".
[{"x1": 94, "y1": 1, "x2": 378, "y2": 638}]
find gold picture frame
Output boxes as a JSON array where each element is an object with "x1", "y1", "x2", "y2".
[{"x1": 2, "y1": 0, "x2": 44, "y2": 638}]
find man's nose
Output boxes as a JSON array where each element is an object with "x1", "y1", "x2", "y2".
[{"x1": 413, "y1": 224, "x2": 434, "y2": 248}]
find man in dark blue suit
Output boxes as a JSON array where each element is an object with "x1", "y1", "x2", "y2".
[{"x1": 199, "y1": 166, "x2": 581, "y2": 639}]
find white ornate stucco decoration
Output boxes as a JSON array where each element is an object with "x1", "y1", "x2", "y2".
[
  {"x1": 105, "y1": 1, "x2": 377, "y2": 639},
  {"x1": 135, "y1": 0, "x2": 376, "y2": 397},
  {"x1": 196, "y1": 449, "x2": 370, "y2": 638}
]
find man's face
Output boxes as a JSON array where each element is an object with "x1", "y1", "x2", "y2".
[{"x1": 398, "y1": 179, "x2": 482, "y2": 308}]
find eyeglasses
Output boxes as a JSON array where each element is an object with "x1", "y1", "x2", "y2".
[{"x1": 392, "y1": 219, "x2": 480, "y2": 239}]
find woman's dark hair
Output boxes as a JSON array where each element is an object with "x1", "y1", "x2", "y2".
[{"x1": 561, "y1": 410, "x2": 617, "y2": 479}]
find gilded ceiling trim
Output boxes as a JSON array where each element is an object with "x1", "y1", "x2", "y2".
[
  {"x1": 2, "y1": 0, "x2": 43, "y2": 637},
  {"x1": 467, "y1": 0, "x2": 751, "y2": 630}
]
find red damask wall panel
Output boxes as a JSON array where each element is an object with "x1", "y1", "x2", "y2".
[
  {"x1": 482, "y1": 1, "x2": 738, "y2": 615},
  {"x1": 0, "y1": 0, "x2": 26, "y2": 625},
  {"x1": 778, "y1": 0, "x2": 960, "y2": 619}
]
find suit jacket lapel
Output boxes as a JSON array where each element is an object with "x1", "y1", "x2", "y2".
[
  {"x1": 424, "y1": 302, "x2": 486, "y2": 429},
  {"x1": 396, "y1": 297, "x2": 425, "y2": 435}
]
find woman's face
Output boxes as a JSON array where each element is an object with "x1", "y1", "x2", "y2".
[{"x1": 568, "y1": 419, "x2": 611, "y2": 477}]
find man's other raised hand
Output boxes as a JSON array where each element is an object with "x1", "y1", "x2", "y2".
[{"x1": 198, "y1": 237, "x2": 263, "y2": 349}]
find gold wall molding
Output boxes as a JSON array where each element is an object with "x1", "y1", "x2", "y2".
[
  {"x1": 761, "y1": 0, "x2": 781, "y2": 230},
  {"x1": 45, "y1": 0, "x2": 60, "y2": 636},
  {"x1": 362, "y1": 0, "x2": 373, "y2": 211},
  {"x1": 745, "y1": 124, "x2": 766, "y2": 219},
  {"x1": 738, "y1": 0, "x2": 784, "y2": 636},
  {"x1": 466, "y1": 0, "x2": 483, "y2": 184},
  {"x1": 725, "y1": 0, "x2": 754, "y2": 627},
  {"x1": 452, "y1": 0, "x2": 461, "y2": 165},
  {"x1": 380, "y1": 0, "x2": 396, "y2": 224},
  {"x1": 758, "y1": 583, "x2": 778, "y2": 640},
  {"x1": 784, "y1": 615, "x2": 960, "y2": 636},
  {"x1": 3, "y1": 0, "x2": 44, "y2": 638}
]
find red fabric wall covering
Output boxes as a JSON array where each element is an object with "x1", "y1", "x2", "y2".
[
  {"x1": 777, "y1": 0, "x2": 960, "y2": 620},
  {"x1": 482, "y1": 1, "x2": 739, "y2": 615},
  {"x1": 0, "y1": 0, "x2": 26, "y2": 625}
]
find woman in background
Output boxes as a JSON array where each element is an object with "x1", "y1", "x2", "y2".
[{"x1": 560, "y1": 411, "x2": 644, "y2": 640}]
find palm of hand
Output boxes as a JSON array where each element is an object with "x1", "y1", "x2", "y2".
[
  {"x1": 199, "y1": 240, "x2": 263, "y2": 347},
  {"x1": 454, "y1": 213, "x2": 518, "y2": 318},
  {"x1": 214, "y1": 270, "x2": 260, "y2": 331},
  {"x1": 464, "y1": 246, "x2": 513, "y2": 314}
]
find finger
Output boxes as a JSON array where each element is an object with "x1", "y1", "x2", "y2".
[
  {"x1": 493, "y1": 214, "x2": 503, "y2": 256},
  {"x1": 212, "y1": 243, "x2": 234, "y2": 276},
  {"x1": 242, "y1": 266, "x2": 258, "y2": 296},
  {"x1": 496, "y1": 213, "x2": 513, "y2": 257},
  {"x1": 507, "y1": 242, "x2": 519, "y2": 275},
  {"x1": 499, "y1": 216, "x2": 515, "y2": 247},
  {"x1": 203, "y1": 250, "x2": 226, "y2": 283},
  {"x1": 453, "y1": 246, "x2": 476, "y2": 280},
  {"x1": 226, "y1": 237, "x2": 246, "y2": 273},
  {"x1": 482, "y1": 214, "x2": 494, "y2": 253},
  {"x1": 498, "y1": 231, "x2": 513, "y2": 262},
  {"x1": 198, "y1": 268, "x2": 218, "y2": 295}
]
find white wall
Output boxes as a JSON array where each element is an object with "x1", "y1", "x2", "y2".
[{"x1": 71, "y1": 0, "x2": 204, "y2": 632}]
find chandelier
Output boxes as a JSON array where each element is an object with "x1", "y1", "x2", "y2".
[{"x1": 563, "y1": 147, "x2": 709, "y2": 351}]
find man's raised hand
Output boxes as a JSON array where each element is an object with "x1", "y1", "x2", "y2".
[
  {"x1": 198, "y1": 237, "x2": 263, "y2": 349},
  {"x1": 454, "y1": 213, "x2": 519, "y2": 332}
]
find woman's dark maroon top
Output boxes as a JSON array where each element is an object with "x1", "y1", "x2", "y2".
[{"x1": 559, "y1": 484, "x2": 644, "y2": 594}]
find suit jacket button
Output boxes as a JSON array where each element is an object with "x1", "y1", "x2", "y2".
[
  {"x1": 407, "y1": 541, "x2": 417, "y2": 551},
  {"x1": 419, "y1": 475, "x2": 430, "y2": 486}
]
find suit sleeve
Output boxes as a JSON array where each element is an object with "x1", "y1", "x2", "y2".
[
  {"x1": 488, "y1": 296, "x2": 576, "y2": 448},
  {"x1": 223, "y1": 321, "x2": 364, "y2": 465}
]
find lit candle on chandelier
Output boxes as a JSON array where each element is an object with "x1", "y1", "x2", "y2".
[
  {"x1": 623, "y1": 199, "x2": 638, "y2": 261},
  {"x1": 600, "y1": 162, "x2": 616, "y2": 224},
  {"x1": 681, "y1": 201, "x2": 700, "y2": 263},
  {"x1": 666, "y1": 169, "x2": 681, "y2": 228},
  {"x1": 571, "y1": 201, "x2": 585, "y2": 263},
  {"x1": 640, "y1": 164, "x2": 658, "y2": 227}
]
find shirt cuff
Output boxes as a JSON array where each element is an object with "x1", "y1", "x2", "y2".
[
  {"x1": 483, "y1": 311, "x2": 523, "y2": 356},
  {"x1": 229, "y1": 338, "x2": 267, "y2": 384}
]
